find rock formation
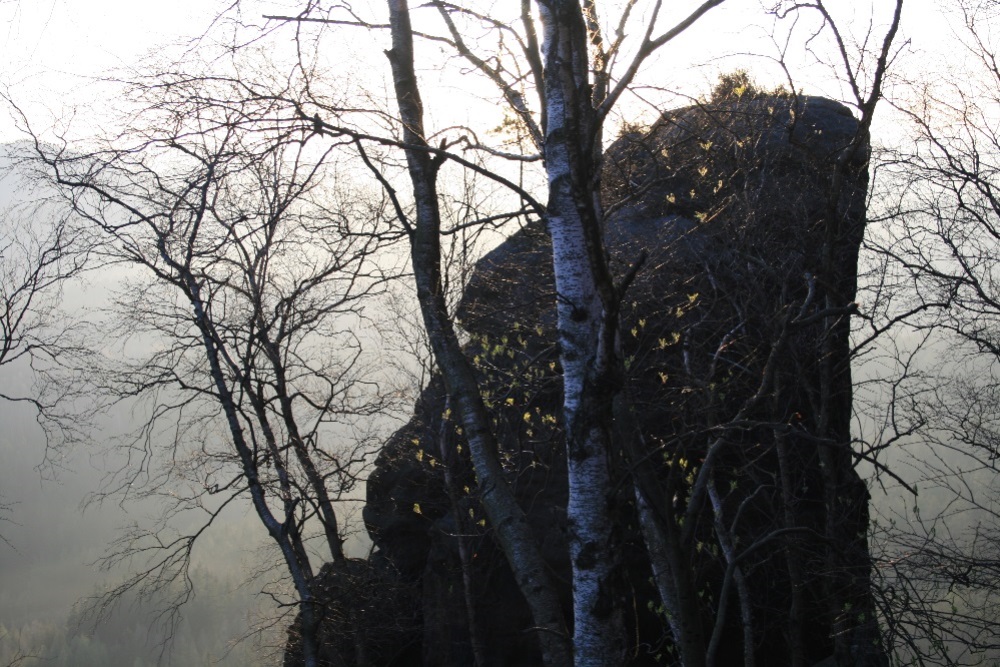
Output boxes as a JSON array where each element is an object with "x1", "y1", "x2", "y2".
[{"x1": 288, "y1": 84, "x2": 882, "y2": 666}]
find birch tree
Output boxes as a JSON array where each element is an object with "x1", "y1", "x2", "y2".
[
  {"x1": 368, "y1": 1, "x2": 900, "y2": 664},
  {"x1": 241, "y1": 0, "x2": 907, "y2": 664},
  {"x1": 378, "y1": 2, "x2": 729, "y2": 664},
  {"x1": 20, "y1": 73, "x2": 396, "y2": 667},
  {"x1": 22, "y1": 0, "x2": 907, "y2": 663}
]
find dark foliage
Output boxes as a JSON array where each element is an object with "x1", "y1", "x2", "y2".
[{"x1": 288, "y1": 90, "x2": 879, "y2": 666}]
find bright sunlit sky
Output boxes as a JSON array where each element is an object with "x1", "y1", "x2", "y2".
[{"x1": 0, "y1": 0, "x2": 966, "y2": 148}]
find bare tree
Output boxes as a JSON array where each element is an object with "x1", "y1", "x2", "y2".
[
  {"x1": 0, "y1": 147, "x2": 95, "y2": 556},
  {"x1": 5, "y1": 0, "x2": 918, "y2": 664},
  {"x1": 0, "y1": 627, "x2": 39, "y2": 667},
  {"x1": 0, "y1": 151, "x2": 93, "y2": 459},
  {"x1": 251, "y1": 1, "x2": 905, "y2": 665},
  {"x1": 19, "y1": 67, "x2": 399, "y2": 666},
  {"x1": 858, "y1": 2, "x2": 1000, "y2": 663}
]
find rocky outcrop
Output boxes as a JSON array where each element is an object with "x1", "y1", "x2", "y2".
[
  {"x1": 281, "y1": 557, "x2": 421, "y2": 667},
  {"x1": 292, "y1": 87, "x2": 879, "y2": 666}
]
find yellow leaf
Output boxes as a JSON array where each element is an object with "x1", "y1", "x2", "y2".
[
  {"x1": 666, "y1": 193, "x2": 676, "y2": 204},
  {"x1": 698, "y1": 166, "x2": 708, "y2": 177},
  {"x1": 477, "y1": 519, "x2": 486, "y2": 527},
  {"x1": 658, "y1": 332, "x2": 681, "y2": 348},
  {"x1": 413, "y1": 503, "x2": 422, "y2": 515},
  {"x1": 523, "y1": 412, "x2": 532, "y2": 423},
  {"x1": 416, "y1": 449, "x2": 423, "y2": 462},
  {"x1": 505, "y1": 397, "x2": 515, "y2": 406}
]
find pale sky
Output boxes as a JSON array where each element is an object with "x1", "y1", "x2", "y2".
[
  {"x1": 1, "y1": 0, "x2": 225, "y2": 141},
  {"x1": 0, "y1": 1, "x2": 986, "y2": 662},
  {"x1": 0, "y1": 1, "x2": 964, "y2": 147}
]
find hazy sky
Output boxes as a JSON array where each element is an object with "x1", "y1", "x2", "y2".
[
  {"x1": 1, "y1": 0, "x2": 959, "y2": 145},
  {"x1": 0, "y1": 0, "x2": 980, "y2": 663}
]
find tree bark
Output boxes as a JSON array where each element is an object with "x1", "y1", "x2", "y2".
[
  {"x1": 384, "y1": 2, "x2": 572, "y2": 665},
  {"x1": 537, "y1": 2, "x2": 625, "y2": 664}
]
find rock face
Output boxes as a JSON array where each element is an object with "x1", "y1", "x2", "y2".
[{"x1": 291, "y1": 89, "x2": 880, "y2": 666}]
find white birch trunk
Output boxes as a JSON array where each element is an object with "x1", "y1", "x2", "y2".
[
  {"x1": 537, "y1": 3, "x2": 623, "y2": 664},
  {"x1": 385, "y1": 3, "x2": 573, "y2": 665}
]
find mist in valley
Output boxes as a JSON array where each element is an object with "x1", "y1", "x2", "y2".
[{"x1": 2, "y1": 1, "x2": 1000, "y2": 666}]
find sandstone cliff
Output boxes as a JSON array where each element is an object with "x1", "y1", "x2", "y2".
[{"x1": 287, "y1": 88, "x2": 878, "y2": 667}]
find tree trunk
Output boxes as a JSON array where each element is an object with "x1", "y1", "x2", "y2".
[
  {"x1": 184, "y1": 278, "x2": 320, "y2": 667},
  {"x1": 537, "y1": 2, "x2": 625, "y2": 664},
  {"x1": 384, "y1": 2, "x2": 572, "y2": 665}
]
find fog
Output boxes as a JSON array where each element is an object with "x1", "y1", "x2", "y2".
[
  {"x1": 0, "y1": 148, "x2": 291, "y2": 665},
  {"x1": 0, "y1": 2, "x2": 995, "y2": 664},
  {"x1": 0, "y1": 355, "x2": 296, "y2": 664}
]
